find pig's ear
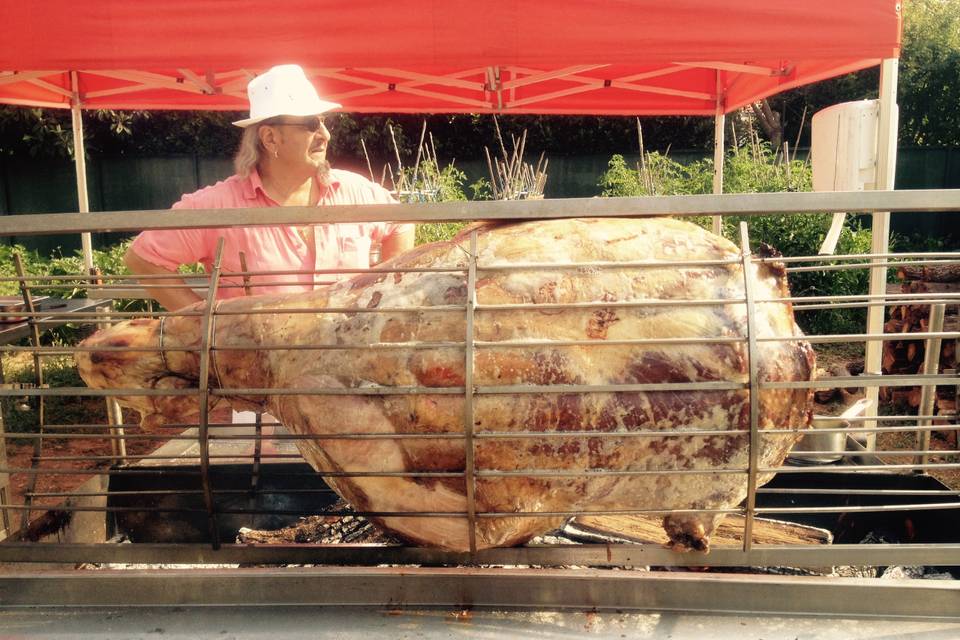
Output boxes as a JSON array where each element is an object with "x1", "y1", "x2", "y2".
[
  {"x1": 140, "y1": 412, "x2": 168, "y2": 430},
  {"x1": 150, "y1": 374, "x2": 207, "y2": 426}
]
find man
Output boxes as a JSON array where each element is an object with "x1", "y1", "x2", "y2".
[{"x1": 125, "y1": 64, "x2": 415, "y2": 310}]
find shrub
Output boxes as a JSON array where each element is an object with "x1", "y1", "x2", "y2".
[
  {"x1": 0, "y1": 240, "x2": 152, "y2": 345},
  {"x1": 0, "y1": 241, "x2": 132, "y2": 299},
  {"x1": 395, "y1": 161, "x2": 473, "y2": 246},
  {"x1": 600, "y1": 152, "x2": 712, "y2": 197}
]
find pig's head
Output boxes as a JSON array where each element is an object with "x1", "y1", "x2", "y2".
[{"x1": 75, "y1": 312, "x2": 216, "y2": 429}]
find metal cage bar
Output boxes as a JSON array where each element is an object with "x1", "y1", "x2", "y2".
[
  {"x1": 464, "y1": 230, "x2": 479, "y2": 555},
  {"x1": 739, "y1": 222, "x2": 762, "y2": 552},
  {"x1": 196, "y1": 239, "x2": 225, "y2": 547}
]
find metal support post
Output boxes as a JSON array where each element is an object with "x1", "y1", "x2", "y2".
[
  {"x1": 198, "y1": 238, "x2": 225, "y2": 548},
  {"x1": 739, "y1": 222, "x2": 761, "y2": 550},
  {"x1": 94, "y1": 303, "x2": 127, "y2": 463},
  {"x1": 915, "y1": 304, "x2": 945, "y2": 469},
  {"x1": 712, "y1": 70, "x2": 725, "y2": 236},
  {"x1": 70, "y1": 71, "x2": 94, "y2": 275},
  {"x1": 12, "y1": 254, "x2": 43, "y2": 534}
]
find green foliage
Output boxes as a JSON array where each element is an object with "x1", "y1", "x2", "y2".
[
  {"x1": 890, "y1": 230, "x2": 949, "y2": 253},
  {"x1": 0, "y1": 241, "x2": 132, "y2": 297},
  {"x1": 1, "y1": 355, "x2": 96, "y2": 434},
  {"x1": 898, "y1": 0, "x2": 960, "y2": 146},
  {"x1": 392, "y1": 161, "x2": 469, "y2": 204},
  {"x1": 468, "y1": 177, "x2": 494, "y2": 201},
  {"x1": 0, "y1": 240, "x2": 150, "y2": 343},
  {"x1": 391, "y1": 161, "x2": 473, "y2": 246},
  {"x1": 598, "y1": 140, "x2": 810, "y2": 202},
  {"x1": 598, "y1": 155, "x2": 643, "y2": 197},
  {"x1": 434, "y1": 165, "x2": 468, "y2": 203},
  {"x1": 721, "y1": 143, "x2": 810, "y2": 194},
  {"x1": 597, "y1": 143, "x2": 873, "y2": 335},
  {"x1": 0, "y1": 107, "x2": 243, "y2": 159},
  {"x1": 415, "y1": 222, "x2": 468, "y2": 245},
  {"x1": 0, "y1": 108, "x2": 75, "y2": 159},
  {"x1": 599, "y1": 153, "x2": 713, "y2": 197}
]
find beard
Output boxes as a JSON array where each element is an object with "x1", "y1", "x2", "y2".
[{"x1": 315, "y1": 160, "x2": 332, "y2": 185}]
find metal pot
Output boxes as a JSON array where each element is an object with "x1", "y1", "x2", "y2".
[{"x1": 789, "y1": 398, "x2": 872, "y2": 464}]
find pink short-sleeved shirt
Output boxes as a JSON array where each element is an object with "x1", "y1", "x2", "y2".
[{"x1": 130, "y1": 168, "x2": 413, "y2": 299}]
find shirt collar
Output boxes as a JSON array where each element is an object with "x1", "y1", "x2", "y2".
[
  {"x1": 243, "y1": 167, "x2": 342, "y2": 201},
  {"x1": 242, "y1": 168, "x2": 266, "y2": 200}
]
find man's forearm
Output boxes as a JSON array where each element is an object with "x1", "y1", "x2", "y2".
[{"x1": 124, "y1": 249, "x2": 204, "y2": 311}]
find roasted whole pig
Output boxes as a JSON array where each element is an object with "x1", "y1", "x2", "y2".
[{"x1": 77, "y1": 218, "x2": 815, "y2": 551}]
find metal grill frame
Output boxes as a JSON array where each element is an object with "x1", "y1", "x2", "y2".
[{"x1": 0, "y1": 190, "x2": 959, "y2": 615}]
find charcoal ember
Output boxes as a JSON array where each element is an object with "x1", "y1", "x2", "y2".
[
  {"x1": 236, "y1": 500, "x2": 402, "y2": 545},
  {"x1": 831, "y1": 566, "x2": 880, "y2": 578},
  {"x1": 859, "y1": 531, "x2": 899, "y2": 545}
]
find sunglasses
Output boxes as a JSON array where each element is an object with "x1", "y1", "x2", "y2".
[{"x1": 267, "y1": 115, "x2": 327, "y2": 133}]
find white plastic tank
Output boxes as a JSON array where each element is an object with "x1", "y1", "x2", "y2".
[
  {"x1": 811, "y1": 99, "x2": 887, "y2": 192},
  {"x1": 810, "y1": 100, "x2": 897, "y2": 255}
]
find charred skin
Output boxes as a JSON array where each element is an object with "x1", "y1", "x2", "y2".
[{"x1": 77, "y1": 218, "x2": 815, "y2": 552}]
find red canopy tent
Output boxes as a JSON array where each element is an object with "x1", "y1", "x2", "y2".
[{"x1": 1, "y1": 0, "x2": 900, "y2": 115}]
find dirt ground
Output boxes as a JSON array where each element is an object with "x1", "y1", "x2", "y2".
[
  {"x1": 4, "y1": 423, "x2": 185, "y2": 510},
  {"x1": 876, "y1": 430, "x2": 960, "y2": 489}
]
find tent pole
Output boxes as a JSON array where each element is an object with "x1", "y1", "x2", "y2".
[
  {"x1": 70, "y1": 71, "x2": 94, "y2": 274},
  {"x1": 711, "y1": 71, "x2": 725, "y2": 235},
  {"x1": 863, "y1": 58, "x2": 899, "y2": 451},
  {"x1": 70, "y1": 72, "x2": 128, "y2": 458}
]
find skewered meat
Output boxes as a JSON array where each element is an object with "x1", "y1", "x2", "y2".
[{"x1": 77, "y1": 218, "x2": 815, "y2": 551}]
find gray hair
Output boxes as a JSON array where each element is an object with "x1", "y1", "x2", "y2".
[{"x1": 233, "y1": 124, "x2": 264, "y2": 178}]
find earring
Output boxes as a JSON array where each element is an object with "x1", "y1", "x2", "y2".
[{"x1": 273, "y1": 150, "x2": 279, "y2": 158}]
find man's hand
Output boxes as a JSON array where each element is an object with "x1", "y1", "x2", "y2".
[{"x1": 380, "y1": 225, "x2": 416, "y2": 262}]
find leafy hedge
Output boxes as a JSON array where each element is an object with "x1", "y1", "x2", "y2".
[
  {"x1": 0, "y1": 241, "x2": 131, "y2": 298},
  {"x1": 395, "y1": 162, "x2": 473, "y2": 246}
]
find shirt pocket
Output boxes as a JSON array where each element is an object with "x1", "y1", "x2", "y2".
[{"x1": 338, "y1": 235, "x2": 372, "y2": 271}]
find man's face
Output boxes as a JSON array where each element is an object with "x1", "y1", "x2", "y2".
[{"x1": 268, "y1": 115, "x2": 331, "y2": 174}]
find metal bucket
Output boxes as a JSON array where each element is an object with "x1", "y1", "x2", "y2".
[{"x1": 789, "y1": 398, "x2": 872, "y2": 464}]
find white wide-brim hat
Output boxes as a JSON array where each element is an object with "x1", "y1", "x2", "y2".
[{"x1": 232, "y1": 64, "x2": 341, "y2": 128}]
